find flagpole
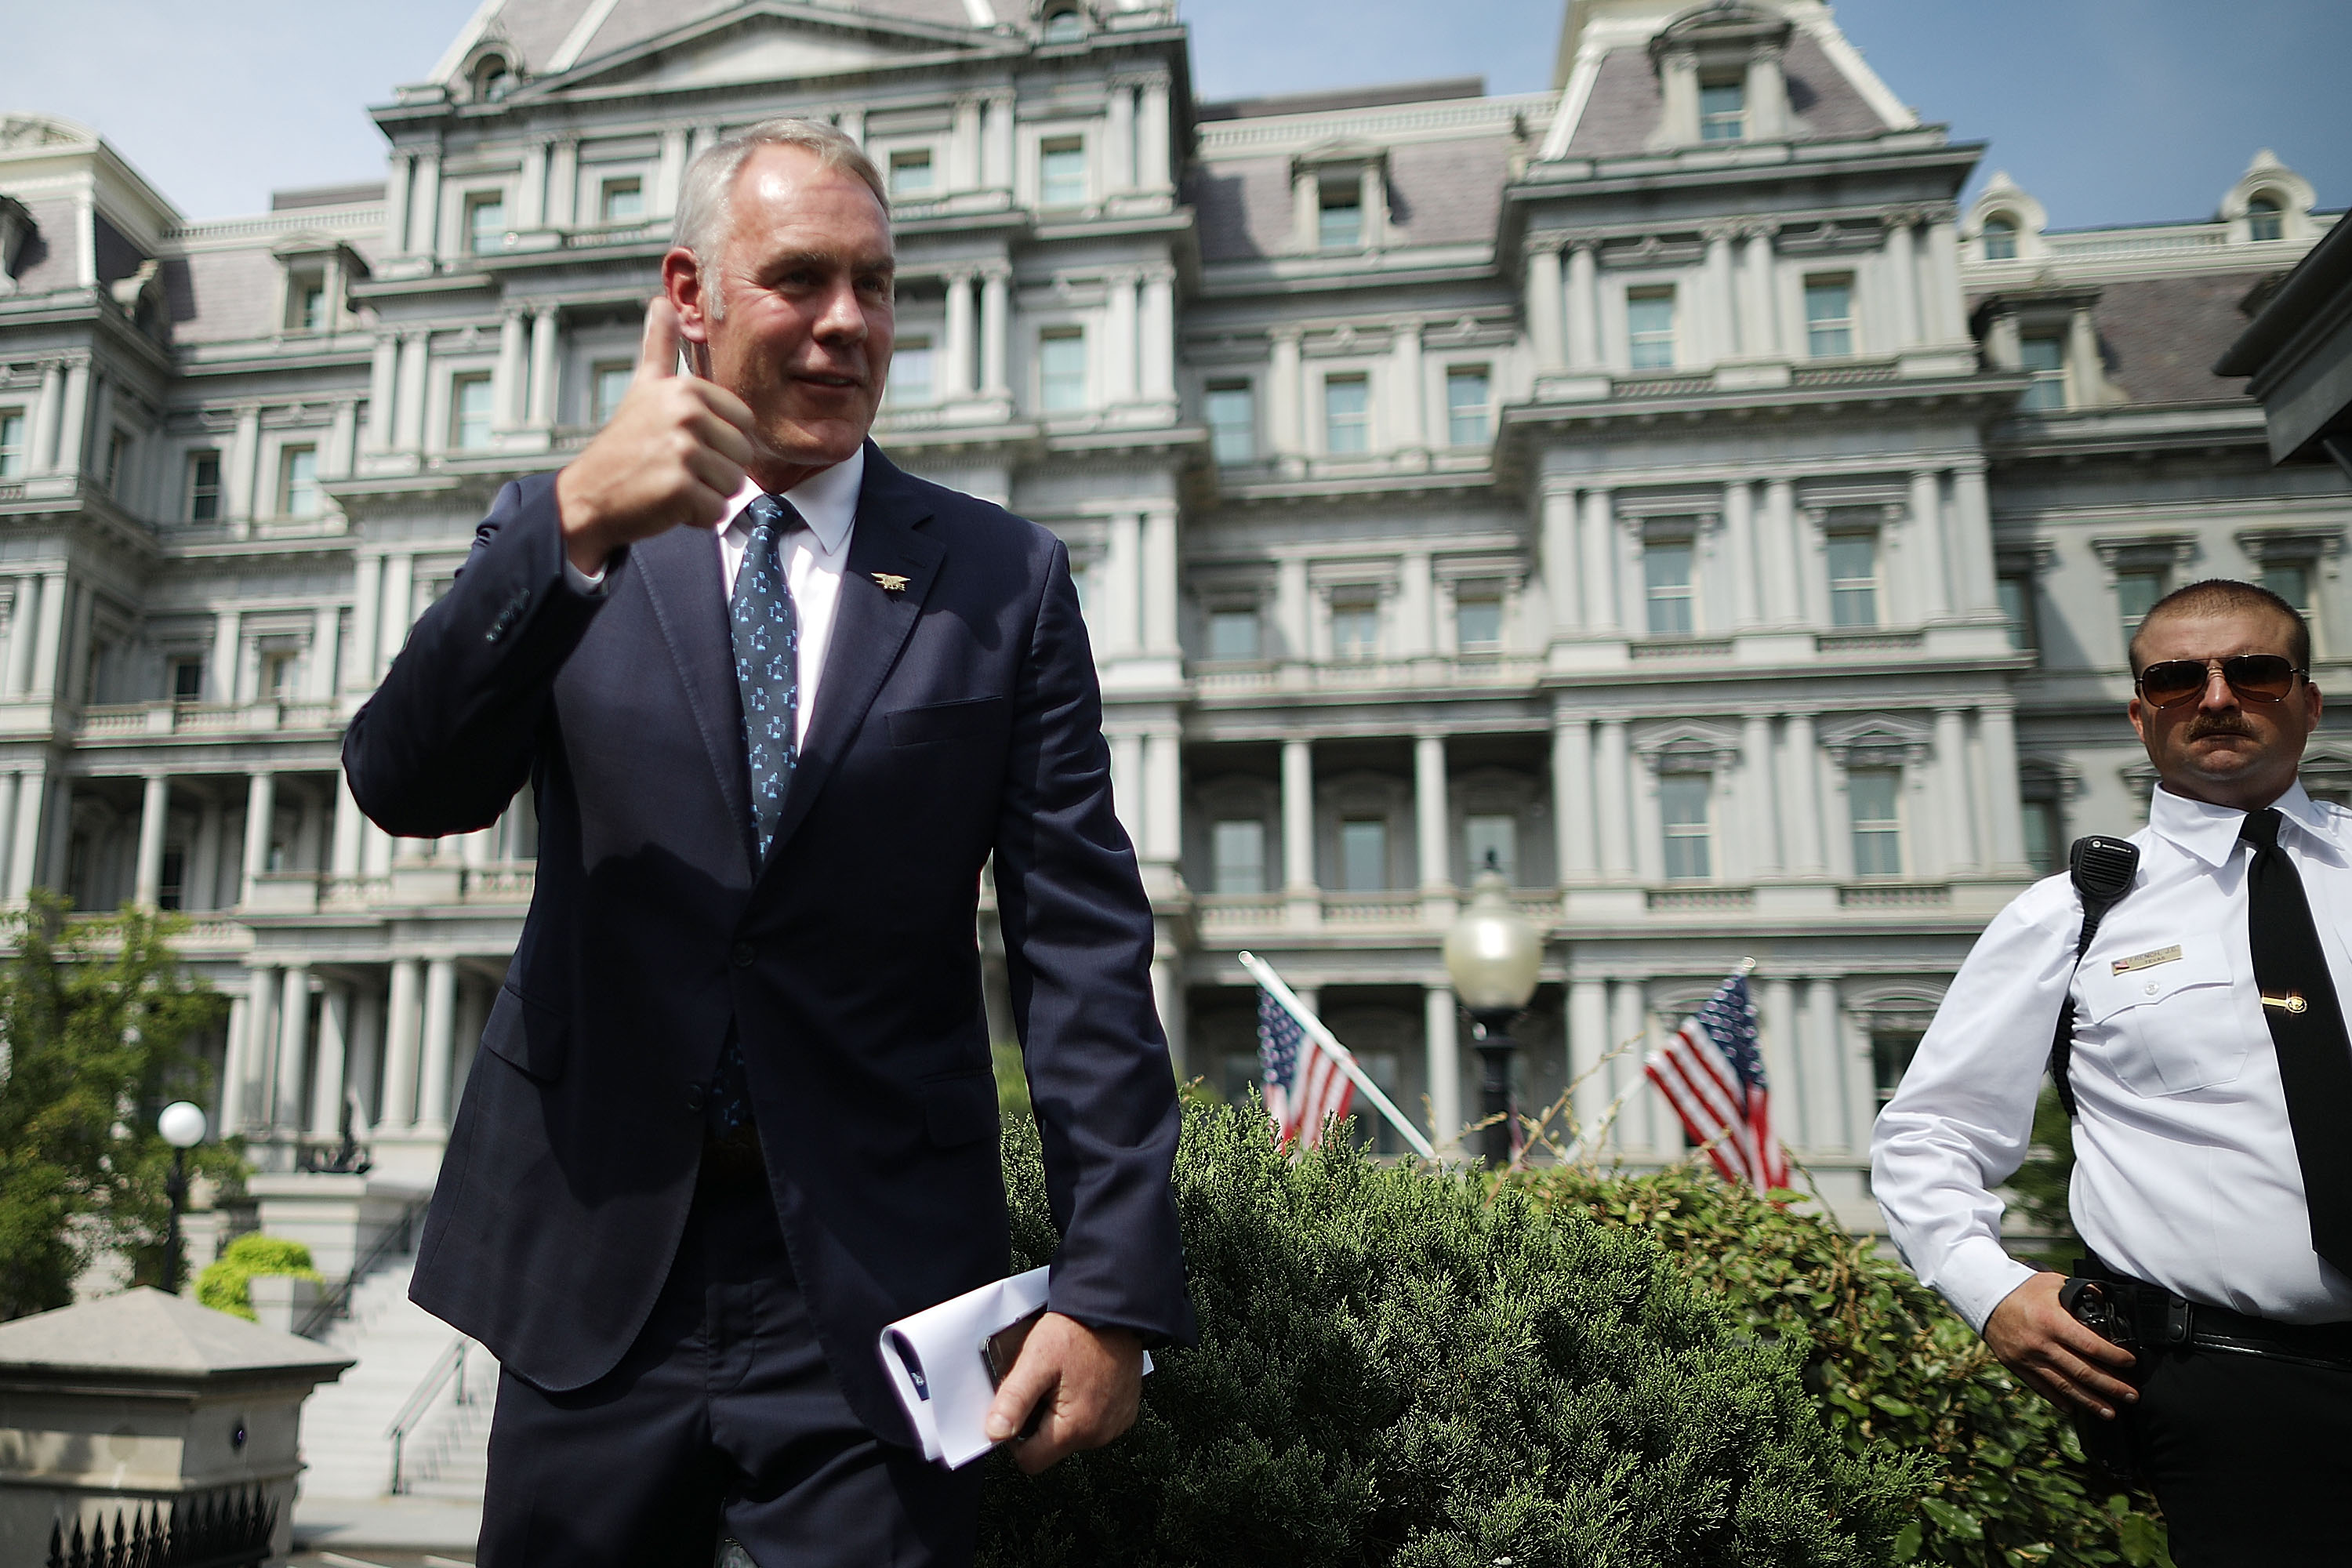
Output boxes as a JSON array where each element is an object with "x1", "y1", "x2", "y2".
[{"x1": 1238, "y1": 951, "x2": 1438, "y2": 1160}]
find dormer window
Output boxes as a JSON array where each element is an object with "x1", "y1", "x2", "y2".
[
  {"x1": 889, "y1": 149, "x2": 935, "y2": 200},
  {"x1": 1318, "y1": 187, "x2": 1362, "y2": 250},
  {"x1": 2248, "y1": 197, "x2": 2284, "y2": 242},
  {"x1": 466, "y1": 192, "x2": 506, "y2": 256},
  {"x1": 285, "y1": 269, "x2": 328, "y2": 332},
  {"x1": 1041, "y1": 7, "x2": 1085, "y2": 42},
  {"x1": 1699, "y1": 80, "x2": 1745, "y2": 142},
  {"x1": 601, "y1": 178, "x2": 644, "y2": 224},
  {"x1": 1980, "y1": 216, "x2": 2019, "y2": 260},
  {"x1": 472, "y1": 54, "x2": 513, "y2": 102}
]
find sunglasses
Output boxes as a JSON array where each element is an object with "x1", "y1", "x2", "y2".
[{"x1": 2133, "y1": 655, "x2": 2307, "y2": 711}]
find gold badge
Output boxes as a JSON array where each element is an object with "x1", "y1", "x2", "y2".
[
  {"x1": 872, "y1": 572, "x2": 909, "y2": 593},
  {"x1": 2111, "y1": 945, "x2": 2183, "y2": 975}
]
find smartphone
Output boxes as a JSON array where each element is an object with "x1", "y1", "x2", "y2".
[{"x1": 982, "y1": 1306, "x2": 1047, "y2": 1443}]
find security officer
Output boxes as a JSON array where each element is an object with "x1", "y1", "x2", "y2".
[{"x1": 1874, "y1": 578, "x2": 2352, "y2": 1565}]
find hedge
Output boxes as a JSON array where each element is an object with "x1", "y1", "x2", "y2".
[{"x1": 194, "y1": 1232, "x2": 323, "y2": 1322}]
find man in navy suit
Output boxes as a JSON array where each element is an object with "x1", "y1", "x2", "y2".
[{"x1": 343, "y1": 118, "x2": 1194, "y2": 1566}]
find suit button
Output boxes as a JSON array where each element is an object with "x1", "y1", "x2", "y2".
[
  {"x1": 730, "y1": 942, "x2": 754, "y2": 968},
  {"x1": 684, "y1": 1083, "x2": 706, "y2": 1114}
]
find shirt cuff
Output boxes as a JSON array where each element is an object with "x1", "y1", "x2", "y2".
[
  {"x1": 1940, "y1": 1237, "x2": 2042, "y2": 1334},
  {"x1": 562, "y1": 556, "x2": 608, "y2": 597}
]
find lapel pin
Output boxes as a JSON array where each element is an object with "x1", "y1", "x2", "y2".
[{"x1": 871, "y1": 572, "x2": 909, "y2": 593}]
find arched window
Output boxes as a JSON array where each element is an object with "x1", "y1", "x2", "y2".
[
  {"x1": 1041, "y1": 8, "x2": 1084, "y2": 42},
  {"x1": 1980, "y1": 214, "x2": 2018, "y2": 261},
  {"x1": 2248, "y1": 195, "x2": 2284, "y2": 242},
  {"x1": 472, "y1": 54, "x2": 512, "y2": 101}
]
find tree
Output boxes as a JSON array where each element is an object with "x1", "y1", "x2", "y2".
[{"x1": 0, "y1": 894, "x2": 233, "y2": 1319}]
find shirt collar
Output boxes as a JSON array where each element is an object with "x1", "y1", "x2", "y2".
[
  {"x1": 2147, "y1": 778, "x2": 2344, "y2": 867},
  {"x1": 717, "y1": 445, "x2": 864, "y2": 556}
]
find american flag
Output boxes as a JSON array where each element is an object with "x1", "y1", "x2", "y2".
[
  {"x1": 1257, "y1": 986, "x2": 1356, "y2": 1149},
  {"x1": 1644, "y1": 971, "x2": 1791, "y2": 1192}
]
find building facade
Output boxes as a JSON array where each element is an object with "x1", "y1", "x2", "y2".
[{"x1": 0, "y1": 0, "x2": 2342, "y2": 1221}]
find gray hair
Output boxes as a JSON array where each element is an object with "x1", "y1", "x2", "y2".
[{"x1": 673, "y1": 118, "x2": 889, "y2": 317}]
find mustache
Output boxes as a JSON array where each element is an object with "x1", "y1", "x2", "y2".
[{"x1": 2183, "y1": 717, "x2": 2258, "y2": 741}]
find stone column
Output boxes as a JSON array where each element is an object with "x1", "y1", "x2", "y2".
[
  {"x1": 517, "y1": 140, "x2": 548, "y2": 231},
  {"x1": 380, "y1": 957, "x2": 423, "y2": 1131},
  {"x1": 133, "y1": 773, "x2": 169, "y2": 906},
  {"x1": 1568, "y1": 978, "x2": 1609, "y2": 1149},
  {"x1": 1141, "y1": 270, "x2": 1176, "y2": 402},
  {"x1": 1150, "y1": 949, "x2": 1184, "y2": 1080},
  {"x1": 1425, "y1": 984, "x2": 1461, "y2": 1152},
  {"x1": 240, "y1": 771, "x2": 275, "y2": 903},
  {"x1": 1782, "y1": 714, "x2": 1824, "y2": 873},
  {"x1": 187, "y1": 797, "x2": 222, "y2": 912},
  {"x1": 1595, "y1": 717, "x2": 1635, "y2": 878},
  {"x1": 1934, "y1": 708, "x2": 1976, "y2": 876},
  {"x1": 1759, "y1": 477, "x2": 1798, "y2": 624},
  {"x1": 1105, "y1": 271, "x2": 1139, "y2": 403},
  {"x1": 1755, "y1": 976, "x2": 1806, "y2": 1149},
  {"x1": 1275, "y1": 557, "x2": 1309, "y2": 662},
  {"x1": 1950, "y1": 465, "x2": 1998, "y2": 614},
  {"x1": 274, "y1": 966, "x2": 310, "y2": 1132},
  {"x1": 547, "y1": 138, "x2": 579, "y2": 229},
  {"x1": 378, "y1": 553, "x2": 415, "y2": 671},
  {"x1": 417, "y1": 957, "x2": 457, "y2": 1132},
  {"x1": 1100, "y1": 513, "x2": 1140, "y2": 656},
  {"x1": 346, "y1": 986, "x2": 384, "y2": 1128},
  {"x1": 1142, "y1": 507, "x2": 1178, "y2": 654},
  {"x1": 495, "y1": 307, "x2": 529, "y2": 429},
  {"x1": 1105, "y1": 82, "x2": 1136, "y2": 194},
  {"x1": 308, "y1": 985, "x2": 350, "y2": 1138},
  {"x1": 1800, "y1": 978, "x2": 1852, "y2": 1153},
  {"x1": 0, "y1": 776, "x2": 16, "y2": 898},
  {"x1": 382, "y1": 154, "x2": 413, "y2": 255},
  {"x1": 1580, "y1": 488, "x2": 1617, "y2": 633},
  {"x1": 1725, "y1": 481, "x2": 1760, "y2": 626},
  {"x1": 1415, "y1": 734, "x2": 1451, "y2": 919},
  {"x1": 1906, "y1": 470, "x2": 1950, "y2": 619},
  {"x1": 347, "y1": 554, "x2": 382, "y2": 691},
  {"x1": 1398, "y1": 550, "x2": 1434, "y2": 657},
  {"x1": 983, "y1": 93, "x2": 1016, "y2": 190},
  {"x1": 366, "y1": 336, "x2": 400, "y2": 452},
  {"x1": 1566, "y1": 242, "x2": 1600, "y2": 371},
  {"x1": 307, "y1": 604, "x2": 340, "y2": 701},
  {"x1": 1268, "y1": 328, "x2": 1302, "y2": 455},
  {"x1": 394, "y1": 332, "x2": 430, "y2": 452},
  {"x1": 1885, "y1": 216, "x2": 1920, "y2": 348},
  {"x1": 222, "y1": 405, "x2": 261, "y2": 524},
  {"x1": 1137, "y1": 78, "x2": 1171, "y2": 189},
  {"x1": 6, "y1": 763, "x2": 44, "y2": 902},
  {"x1": 1142, "y1": 732, "x2": 1181, "y2": 865},
  {"x1": 1609, "y1": 980, "x2": 1654, "y2": 1151},
  {"x1": 950, "y1": 97, "x2": 982, "y2": 191},
  {"x1": 1703, "y1": 227, "x2": 1738, "y2": 365},
  {"x1": 980, "y1": 267, "x2": 1011, "y2": 396},
  {"x1": 1742, "y1": 713, "x2": 1780, "y2": 876},
  {"x1": 944, "y1": 270, "x2": 976, "y2": 401},
  {"x1": 29, "y1": 568, "x2": 65, "y2": 699},
  {"x1": 27, "y1": 364, "x2": 62, "y2": 476},
  {"x1": 1739, "y1": 227, "x2": 1779, "y2": 357},
  {"x1": 1526, "y1": 244, "x2": 1564, "y2": 372},
  {"x1": 1925, "y1": 212, "x2": 1965, "y2": 341},
  {"x1": 218, "y1": 994, "x2": 252, "y2": 1135},
  {"x1": 654, "y1": 127, "x2": 691, "y2": 217},
  {"x1": 3, "y1": 575, "x2": 36, "y2": 695},
  {"x1": 408, "y1": 153, "x2": 441, "y2": 258},
  {"x1": 1282, "y1": 738, "x2": 1316, "y2": 925},
  {"x1": 1980, "y1": 703, "x2": 2027, "y2": 870},
  {"x1": 528, "y1": 306, "x2": 561, "y2": 428},
  {"x1": 1388, "y1": 318, "x2": 1424, "y2": 448},
  {"x1": 53, "y1": 362, "x2": 89, "y2": 478},
  {"x1": 1552, "y1": 712, "x2": 1595, "y2": 878}
]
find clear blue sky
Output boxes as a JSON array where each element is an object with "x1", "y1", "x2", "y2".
[{"x1": 3, "y1": 0, "x2": 2345, "y2": 230}]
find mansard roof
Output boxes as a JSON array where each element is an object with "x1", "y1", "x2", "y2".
[
  {"x1": 1190, "y1": 132, "x2": 1519, "y2": 263},
  {"x1": 1564, "y1": 26, "x2": 1894, "y2": 155}
]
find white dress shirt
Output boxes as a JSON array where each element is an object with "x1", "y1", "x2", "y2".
[
  {"x1": 567, "y1": 447, "x2": 862, "y2": 748},
  {"x1": 1873, "y1": 779, "x2": 2352, "y2": 1331}
]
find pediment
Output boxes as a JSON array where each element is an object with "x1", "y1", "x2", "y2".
[{"x1": 539, "y1": 4, "x2": 999, "y2": 98}]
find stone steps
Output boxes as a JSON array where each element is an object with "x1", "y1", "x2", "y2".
[{"x1": 299, "y1": 1253, "x2": 496, "y2": 1505}]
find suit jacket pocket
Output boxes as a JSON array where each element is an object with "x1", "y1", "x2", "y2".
[
  {"x1": 921, "y1": 1069, "x2": 1000, "y2": 1148},
  {"x1": 477, "y1": 983, "x2": 570, "y2": 1084},
  {"x1": 887, "y1": 695, "x2": 1006, "y2": 748}
]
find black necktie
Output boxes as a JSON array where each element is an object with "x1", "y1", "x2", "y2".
[{"x1": 2240, "y1": 808, "x2": 2352, "y2": 1276}]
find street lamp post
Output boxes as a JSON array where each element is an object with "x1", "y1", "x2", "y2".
[
  {"x1": 1441, "y1": 858, "x2": 1543, "y2": 1167},
  {"x1": 158, "y1": 1101, "x2": 207, "y2": 1296}
]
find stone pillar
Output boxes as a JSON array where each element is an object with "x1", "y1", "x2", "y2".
[
  {"x1": 274, "y1": 966, "x2": 310, "y2": 1132},
  {"x1": 1101, "y1": 513, "x2": 1140, "y2": 656},
  {"x1": 1580, "y1": 488, "x2": 1617, "y2": 633},
  {"x1": 1821, "y1": 746, "x2": 1854, "y2": 881},
  {"x1": 1105, "y1": 82, "x2": 1136, "y2": 194},
  {"x1": 945, "y1": 270, "x2": 976, "y2": 401},
  {"x1": 1275, "y1": 557, "x2": 1309, "y2": 662},
  {"x1": 27, "y1": 364, "x2": 62, "y2": 476},
  {"x1": 1565, "y1": 242, "x2": 1600, "y2": 371},
  {"x1": 417, "y1": 957, "x2": 457, "y2": 1132},
  {"x1": 3, "y1": 575, "x2": 36, "y2": 695},
  {"x1": 950, "y1": 97, "x2": 982, "y2": 191},
  {"x1": 654, "y1": 127, "x2": 690, "y2": 218},
  {"x1": 1142, "y1": 507, "x2": 1178, "y2": 654},
  {"x1": 1388, "y1": 318, "x2": 1424, "y2": 448},
  {"x1": 1150, "y1": 949, "x2": 1185, "y2": 1079},
  {"x1": 1703, "y1": 227, "x2": 1738, "y2": 365},
  {"x1": 382, "y1": 154, "x2": 413, "y2": 255},
  {"x1": 222, "y1": 405, "x2": 261, "y2": 524},
  {"x1": 1905, "y1": 470, "x2": 1950, "y2": 619},
  {"x1": 1739, "y1": 228, "x2": 1779, "y2": 358},
  {"x1": 1526, "y1": 245, "x2": 1564, "y2": 372},
  {"x1": 239, "y1": 771, "x2": 276, "y2": 903},
  {"x1": 53, "y1": 361, "x2": 91, "y2": 479},
  {"x1": 378, "y1": 553, "x2": 415, "y2": 671},
  {"x1": 133, "y1": 773, "x2": 169, "y2": 906},
  {"x1": 308, "y1": 985, "x2": 350, "y2": 1138},
  {"x1": 1934, "y1": 708, "x2": 1976, "y2": 877},
  {"x1": 1759, "y1": 477, "x2": 1798, "y2": 624},
  {"x1": 1552, "y1": 712, "x2": 1595, "y2": 878},
  {"x1": 1885, "y1": 216, "x2": 1920, "y2": 348},
  {"x1": 1539, "y1": 488, "x2": 1578, "y2": 638},
  {"x1": 1105, "y1": 271, "x2": 1139, "y2": 403},
  {"x1": 408, "y1": 153, "x2": 441, "y2": 258},
  {"x1": 365, "y1": 336, "x2": 399, "y2": 452},
  {"x1": 1142, "y1": 732, "x2": 1181, "y2": 865},
  {"x1": 216, "y1": 993, "x2": 252, "y2": 1135},
  {"x1": 330, "y1": 772, "x2": 365, "y2": 880},
  {"x1": 1282, "y1": 738, "x2": 1316, "y2": 924},
  {"x1": 380, "y1": 957, "x2": 423, "y2": 1131},
  {"x1": 1415, "y1": 734, "x2": 1451, "y2": 918},
  {"x1": 980, "y1": 267, "x2": 1011, "y2": 396},
  {"x1": 528, "y1": 306, "x2": 561, "y2": 429},
  {"x1": 1725, "y1": 481, "x2": 1760, "y2": 626},
  {"x1": 517, "y1": 140, "x2": 547, "y2": 231},
  {"x1": 1425, "y1": 984, "x2": 1461, "y2": 1152},
  {"x1": 1950, "y1": 465, "x2": 1998, "y2": 614},
  {"x1": 187, "y1": 797, "x2": 221, "y2": 911},
  {"x1": 6, "y1": 763, "x2": 43, "y2": 902},
  {"x1": 1141, "y1": 270, "x2": 1176, "y2": 402},
  {"x1": 29, "y1": 568, "x2": 65, "y2": 699},
  {"x1": 547, "y1": 137, "x2": 579, "y2": 229},
  {"x1": 1398, "y1": 550, "x2": 1434, "y2": 657},
  {"x1": 1568, "y1": 978, "x2": 1609, "y2": 1149},
  {"x1": 1980, "y1": 703, "x2": 2027, "y2": 870},
  {"x1": 347, "y1": 986, "x2": 385, "y2": 1128},
  {"x1": 307, "y1": 604, "x2": 340, "y2": 701},
  {"x1": 983, "y1": 93, "x2": 1015, "y2": 191},
  {"x1": 1595, "y1": 717, "x2": 1634, "y2": 878},
  {"x1": 1925, "y1": 212, "x2": 1965, "y2": 341},
  {"x1": 1137, "y1": 79, "x2": 1171, "y2": 189},
  {"x1": 1799, "y1": 978, "x2": 1850, "y2": 1153},
  {"x1": 1782, "y1": 714, "x2": 1824, "y2": 873},
  {"x1": 347, "y1": 553, "x2": 382, "y2": 691},
  {"x1": 1268, "y1": 328, "x2": 1302, "y2": 455},
  {"x1": 394, "y1": 332, "x2": 429, "y2": 452},
  {"x1": 1609, "y1": 980, "x2": 1654, "y2": 1152}
]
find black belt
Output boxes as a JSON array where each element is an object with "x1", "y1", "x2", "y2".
[{"x1": 2074, "y1": 1258, "x2": 2352, "y2": 1373}]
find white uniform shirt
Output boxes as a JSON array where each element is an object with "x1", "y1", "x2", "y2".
[
  {"x1": 567, "y1": 447, "x2": 862, "y2": 749},
  {"x1": 1872, "y1": 779, "x2": 2352, "y2": 1332}
]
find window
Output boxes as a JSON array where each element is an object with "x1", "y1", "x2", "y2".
[
  {"x1": 1826, "y1": 533, "x2": 1879, "y2": 628},
  {"x1": 1323, "y1": 375, "x2": 1368, "y2": 454},
  {"x1": 185, "y1": 452, "x2": 222, "y2": 521},
  {"x1": 450, "y1": 375, "x2": 495, "y2": 451},
  {"x1": 889, "y1": 150, "x2": 935, "y2": 199},
  {"x1": 2116, "y1": 570, "x2": 2165, "y2": 641},
  {"x1": 2018, "y1": 334, "x2": 2065, "y2": 412},
  {"x1": 278, "y1": 445, "x2": 319, "y2": 517},
  {"x1": 591, "y1": 362, "x2": 633, "y2": 426},
  {"x1": 601, "y1": 178, "x2": 644, "y2": 225},
  {"x1": 260, "y1": 650, "x2": 299, "y2": 699},
  {"x1": 0, "y1": 408, "x2": 23, "y2": 477},
  {"x1": 1039, "y1": 139, "x2": 1087, "y2": 208},
  {"x1": 1628, "y1": 289, "x2": 1677, "y2": 370},
  {"x1": 1871, "y1": 1032, "x2": 1922, "y2": 1108},
  {"x1": 466, "y1": 193, "x2": 506, "y2": 256},
  {"x1": 1205, "y1": 383, "x2": 1255, "y2": 463},
  {"x1": 104, "y1": 430, "x2": 130, "y2": 497},
  {"x1": 887, "y1": 339, "x2": 935, "y2": 408},
  {"x1": 1212, "y1": 819, "x2": 1266, "y2": 894},
  {"x1": 1207, "y1": 608, "x2": 1260, "y2": 661},
  {"x1": 1318, "y1": 187, "x2": 1362, "y2": 251},
  {"x1": 166, "y1": 657, "x2": 203, "y2": 702},
  {"x1": 1804, "y1": 278, "x2": 1854, "y2": 358},
  {"x1": 1980, "y1": 216, "x2": 2019, "y2": 261},
  {"x1": 2022, "y1": 797, "x2": 2061, "y2": 877},
  {"x1": 1661, "y1": 774, "x2": 1711, "y2": 880},
  {"x1": 1038, "y1": 329, "x2": 1087, "y2": 412},
  {"x1": 1330, "y1": 600, "x2": 1380, "y2": 661},
  {"x1": 1644, "y1": 542, "x2": 1694, "y2": 636},
  {"x1": 1339, "y1": 818, "x2": 1388, "y2": 891},
  {"x1": 2248, "y1": 197, "x2": 2284, "y2": 243},
  {"x1": 2261, "y1": 562, "x2": 2312, "y2": 615},
  {"x1": 158, "y1": 847, "x2": 185, "y2": 911},
  {"x1": 1699, "y1": 80, "x2": 1746, "y2": 142},
  {"x1": 1041, "y1": 7, "x2": 1084, "y2": 42},
  {"x1": 1465, "y1": 813, "x2": 1517, "y2": 883},
  {"x1": 1849, "y1": 769, "x2": 1904, "y2": 878},
  {"x1": 1455, "y1": 593, "x2": 1502, "y2": 652},
  {"x1": 293, "y1": 279, "x2": 327, "y2": 332},
  {"x1": 1998, "y1": 573, "x2": 2038, "y2": 653},
  {"x1": 1445, "y1": 366, "x2": 1490, "y2": 447}
]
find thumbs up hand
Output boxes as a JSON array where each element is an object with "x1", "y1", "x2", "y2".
[{"x1": 554, "y1": 296, "x2": 760, "y2": 576}]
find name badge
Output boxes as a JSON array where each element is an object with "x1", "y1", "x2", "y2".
[{"x1": 2111, "y1": 945, "x2": 2183, "y2": 975}]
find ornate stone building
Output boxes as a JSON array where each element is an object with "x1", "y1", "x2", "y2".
[{"x1": 0, "y1": 0, "x2": 2342, "y2": 1225}]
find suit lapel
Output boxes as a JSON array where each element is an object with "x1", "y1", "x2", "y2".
[
  {"x1": 764, "y1": 448, "x2": 944, "y2": 865},
  {"x1": 631, "y1": 521, "x2": 757, "y2": 871}
]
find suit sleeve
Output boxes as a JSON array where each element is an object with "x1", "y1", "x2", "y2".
[
  {"x1": 991, "y1": 536, "x2": 1198, "y2": 1348},
  {"x1": 343, "y1": 476, "x2": 619, "y2": 839}
]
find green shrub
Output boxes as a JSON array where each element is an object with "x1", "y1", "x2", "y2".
[
  {"x1": 194, "y1": 1233, "x2": 323, "y2": 1322},
  {"x1": 978, "y1": 1101, "x2": 1922, "y2": 1566},
  {"x1": 1512, "y1": 1162, "x2": 2171, "y2": 1567}
]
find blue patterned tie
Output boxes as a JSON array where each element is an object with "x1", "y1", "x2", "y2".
[{"x1": 709, "y1": 494, "x2": 800, "y2": 1145}]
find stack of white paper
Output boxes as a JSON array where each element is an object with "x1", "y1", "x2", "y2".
[{"x1": 878, "y1": 1266, "x2": 1153, "y2": 1469}]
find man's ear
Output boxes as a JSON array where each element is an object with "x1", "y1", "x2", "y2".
[{"x1": 662, "y1": 247, "x2": 712, "y2": 344}]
